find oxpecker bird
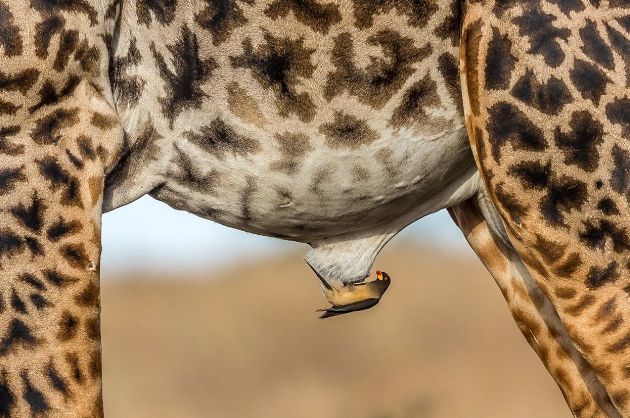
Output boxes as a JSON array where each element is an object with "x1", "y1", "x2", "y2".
[{"x1": 306, "y1": 261, "x2": 391, "y2": 318}]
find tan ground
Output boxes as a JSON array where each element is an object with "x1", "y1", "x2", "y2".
[{"x1": 101, "y1": 243, "x2": 570, "y2": 418}]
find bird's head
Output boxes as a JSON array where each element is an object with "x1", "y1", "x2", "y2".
[{"x1": 375, "y1": 270, "x2": 391, "y2": 289}]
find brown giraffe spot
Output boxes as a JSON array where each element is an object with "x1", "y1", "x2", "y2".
[
  {"x1": 31, "y1": 107, "x2": 80, "y2": 145},
  {"x1": 57, "y1": 311, "x2": 80, "y2": 341},
  {"x1": 240, "y1": 176, "x2": 257, "y2": 223},
  {"x1": 0, "y1": 99, "x2": 20, "y2": 115},
  {"x1": 603, "y1": 315, "x2": 623, "y2": 334},
  {"x1": 0, "y1": 69, "x2": 39, "y2": 94},
  {"x1": 112, "y1": 38, "x2": 145, "y2": 107},
  {"x1": 271, "y1": 132, "x2": 312, "y2": 174},
  {"x1": 484, "y1": 27, "x2": 516, "y2": 90},
  {"x1": 0, "y1": 126, "x2": 24, "y2": 156},
  {"x1": 37, "y1": 157, "x2": 84, "y2": 208},
  {"x1": 434, "y1": 0, "x2": 460, "y2": 47},
  {"x1": 195, "y1": 0, "x2": 250, "y2": 45},
  {"x1": 390, "y1": 75, "x2": 441, "y2": 129},
  {"x1": 319, "y1": 112, "x2": 378, "y2": 149},
  {"x1": 265, "y1": 0, "x2": 341, "y2": 34},
  {"x1": 88, "y1": 176, "x2": 102, "y2": 206},
  {"x1": 90, "y1": 112, "x2": 117, "y2": 130},
  {"x1": 0, "y1": 2, "x2": 23, "y2": 56},
  {"x1": 487, "y1": 102, "x2": 547, "y2": 161},
  {"x1": 34, "y1": 16, "x2": 64, "y2": 59},
  {"x1": 351, "y1": 0, "x2": 438, "y2": 29},
  {"x1": 595, "y1": 297, "x2": 617, "y2": 320},
  {"x1": 43, "y1": 269, "x2": 78, "y2": 288},
  {"x1": 60, "y1": 243, "x2": 89, "y2": 269},
  {"x1": 10, "y1": 195, "x2": 46, "y2": 233},
  {"x1": 554, "y1": 111, "x2": 604, "y2": 172},
  {"x1": 437, "y1": 52, "x2": 462, "y2": 112},
  {"x1": 74, "y1": 38, "x2": 100, "y2": 74},
  {"x1": 570, "y1": 59, "x2": 609, "y2": 105},
  {"x1": 553, "y1": 252, "x2": 581, "y2": 278},
  {"x1": 169, "y1": 146, "x2": 221, "y2": 195},
  {"x1": 0, "y1": 229, "x2": 25, "y2": 259},
  {"x1": 512, "y1": 5, "x2": 570, "y2": 68},
  {"x1": 0, "y1": 167, "x2": 25, "y2": 195},
  {"x1": 565, "y1": 294, "x2": 596, "y2": 316},
  {"x1": 151, "y1": 25, "x2": 217, "y2": 127},
  {"x1": 65, "y1": 352, "x2": 84, "y2": 384},
  {"x1": 494, "y1": 182, "x2": 527, "y2": 223},
  {"x1": 77, "y1": 136, "x2": 97, "y2": 160},
  {"x1": 46, "y1": 362, "x2": 71, "y2": 400},
  {"x1": 47, "y1": 218, "x2": 82, "y2": 242},
  {"x1": 579, "y1": 219, "x2": 630, "y2": 253},
  {"x1": 136, "y1": 0, "x2": 176, "y2": 25},
  {"x1": 31, "y1": 0, "x2": 98, "y2": 24},
  {"x1": 533, "y1": 234, "x2": 566, "y2": 263},
  {"x1": 226, "y1": 82, "x2": 265, "y2": 127},
  {"x1": 185, "y1": 118, "x2": 260, "y2": 159},
  {"x1": 607, "y1": 97, "x2": 630, "y2": 137},
  {"x1": 554, "y1": 287, "x2": 576, "y2": 299},
  {"x1": 54, "y1": 30, "x2": 79, "y2": 72},
  {"x1": 580, "y1": 20, "x2": 615, "y2": 70},
  {"x1": 597, "y1": 198, "x2": 620, "y2": 216},
  {"x1": 608, "y1": 330, "x2": 630, "y2": 353},
  {"x1": 548, "y1": 0, "x2": 584, "y2": 15},
  {"x1": 30, "y1": 76, "x2": 81, "y2": 114},
  {"x1": 0, "y1": 370, "x2": 15, "y2": 416},
  {"x1": 585, "y1": 261, "x2": 619, "y2": 289},
  {"x1": 10, "y1": 290, "x2": 26, "y2": 314},
  {"x1": 511, "y1": 70, "x2": 572, "y2": 115},
  {"x1": 325, "y1": 31, "x2": 431, "y2": 109},
  {"x1": 231, "y1": 33, "x2": 316, "y2": 122},
  {"x1": 0, "y1": 319, "x2": 38, "y2": 356},
  {"x1": 21, "y1": 371, "x2": 50, "y2": 415},
  {"x1": 611, "y1": 144, "x2": 630, "y2": 204},
  {"x1": 508, "y1": 160, "x2": 587, "y2": 226}
]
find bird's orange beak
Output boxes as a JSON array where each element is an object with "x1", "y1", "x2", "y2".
[{"x1": 376, "y1": 270, "x2": 383, "y2": 280}]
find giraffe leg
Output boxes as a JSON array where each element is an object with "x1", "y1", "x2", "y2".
[
  {"x1": 449, "y1": 196, "x2": 620, "y2": 417},
  {"x1": 461, "y1": 0, "x2": 630, "y2": 413}
]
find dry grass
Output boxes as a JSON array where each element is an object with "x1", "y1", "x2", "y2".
[{"x1": 101, "y1": 244, "x2": 570, "y2": 418}]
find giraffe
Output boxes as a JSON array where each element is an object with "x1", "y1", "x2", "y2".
[
  {"x1": 459, "y1": 0, "x2": 630, "y2": 415},
  {"x1": 0, "y1": 0, "x2": 626, "y2": 417}
]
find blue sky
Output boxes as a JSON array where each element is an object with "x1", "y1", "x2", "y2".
[{"x1": 100, "y1": 196, "x2": 470, "y2": 278}]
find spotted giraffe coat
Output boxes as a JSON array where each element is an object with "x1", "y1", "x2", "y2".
[{"x1": 0, "y1": 0, "x2": 628, "y2": 416}]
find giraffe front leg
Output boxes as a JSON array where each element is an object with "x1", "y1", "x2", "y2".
[
  {"x1": 461, "y1": 0, "x2": 630, "y2": 414},
  {"x1": 0, "y1": 99, "x2": 123, "y2": 416},
  {"x1": 449, "y1": 197, "x2": 620, "y2": 417}
]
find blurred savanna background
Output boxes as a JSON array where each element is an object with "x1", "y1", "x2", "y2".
[{"x1": 100, "y1": 197, "x2": 570, "y2": 418}]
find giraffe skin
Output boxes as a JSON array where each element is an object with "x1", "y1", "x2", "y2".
[
  {"x1": 450, "y1": 196, "x2": 621, "y2": 417},
  {"x1": 461, "y1": 0, "x2": 630, "y2": 415},
  {"x1": 0, "y1": 0, "x2": 627, "y2": 416}
]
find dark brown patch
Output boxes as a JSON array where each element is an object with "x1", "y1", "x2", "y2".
[
  {"x1": 487, "y1": 102, "x2": 547, "y2": 161},
  {"x1": 325, "y1": 30, "x2": 431, "y2": 108},
  {"x1": 554, "y1": 111, "x2": 604, "y2": 172},
  {"x1": 151, "y1": 26, "x2": 217, "y2": 127},
  {"x1": 265, "y1": 0, "x2": 341, "y2": 34},
  {"x1": 570, "y1": 59, "x2": 609, "y2": 105},
  {"x1": 271, "y1": 132, "x2": 312, "y2": 174},
  {"x1": 351, "y1": 0, "x2": 438, "y2": 29},
  {"x1": 319, "y1": 112, "x2": 378, "y2": 149},
  {"x1": 185, "y1": 118, "x2": 260, "y2": 159},
  {"x1": 136, "y1": 0, "x2": 176, "y2": 25},
  {"x1": 0, "y1": 69, "x2": 39, "y2": 94},
  {"x1": 390, "y1": 75, "x2": 440, "y2": 128},
  {"x1": 196, "y1": 0, "x2": 250, "y2": 45},
  {"x1": 565, "y1": 294, "x2": 596, "y2": 316},
  {"x1": 485, "y1": 28, "x2": 515, "y2": 90},
  {"x1": 60, "y1": 243, "x2": 89, "y2": 269},
  {"x1": 512, "y1": 5, "x2": 570, "y2": 67},
  {"x1": 31, "y1": 107, "x2": 80, "y2": 144},
  {"x1": 511, "y1": 70, "x2": 572, "y2": 115},
  {"x1": 57, "y1": 311, "x2": 79, "y2": 341},
  {"x1": 586, "y1": 262, "x2": 619, "y2": 289},
  {"x1": 231, "y1": 33, "x2": 316, "y2": 121},
  {"x1": 90, "y1": 112, "x2": 117, "y2": 130},
  {"x1": 0, "y1": 3, "x2": 23, "y2": 56}
]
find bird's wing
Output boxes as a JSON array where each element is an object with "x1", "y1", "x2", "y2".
[{"x1": 318, "y1": 298, "x2": 380, "y2": 319}]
